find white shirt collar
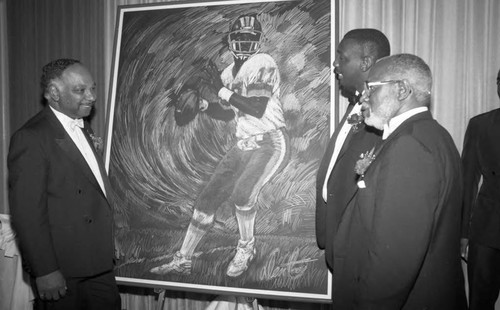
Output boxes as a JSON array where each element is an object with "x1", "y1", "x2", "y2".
[
  {"x1": 382, "y1": 107, "x2": 428, "y2": 140},
  {"x1": 50, "y1": 106, "x2": 74, "y2": 127},
  {"x1": 49, "y1": 106, "x2": 83, "y2": 131}
]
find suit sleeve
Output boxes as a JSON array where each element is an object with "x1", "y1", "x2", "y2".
[
  {"x1": 8, "y1": 129, "x2": 59, "y2": 277},
  {"x1": 315, "y1": 190, "x2": 327, "y2": 249},
  {"x1": 358, "y1": 136, "x2": 439, "y2": 308},
  {"x1": 461, "y1": 118, "x2": 481, "y2": 238}
]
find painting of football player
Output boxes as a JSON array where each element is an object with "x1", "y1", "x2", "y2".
[{"x1": 150, "y1": 14, "x2": 290, "y2": 277}]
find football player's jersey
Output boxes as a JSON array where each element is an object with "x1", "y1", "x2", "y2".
[{"x1": 221, "y1": 53, "x2": 285, "y2": 139}]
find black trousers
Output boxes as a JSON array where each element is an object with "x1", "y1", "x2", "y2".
[
  {"x1": 468, "y1": 242, "x2": 500, "y2": 310},
  {"x1": 34, "y1": 270, "x2": 121, "y2": 310}
]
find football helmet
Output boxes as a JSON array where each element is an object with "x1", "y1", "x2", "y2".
[{"x1": 228, "y1": 15, "x2": 263, "y2": 60}]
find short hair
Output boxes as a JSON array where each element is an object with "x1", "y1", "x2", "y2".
[
  {"x1": 41, "y1": 58, "x2": 81, "y2": 92},
  {"x1": 344, "y1": 28, "x2": 390, "y2": 61},
  {"x1": 383, "y1": 53, "x2": 432, "y2": 104}
]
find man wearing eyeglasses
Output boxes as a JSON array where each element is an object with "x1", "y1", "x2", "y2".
[
  {"x1": 315, "y1": 28, "x2": 389, "y2": 275},
  {"x1": 331, "y1": 53, "x2": 467, "y2": 309},
  {"x1": 461, "y1": 68, "x2": 500, "y2": 310}
]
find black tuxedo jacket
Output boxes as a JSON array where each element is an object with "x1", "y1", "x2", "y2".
[
  {"x1": 316, "y1": 104, "x2": 381, "y2": 270},
  {"x1": 462, "y1": 108, "x2": 500, "y2": 248},
  {"x1": 8, "y1": 107, "x2": 115, "y2": 278},
  {"x1": 333, "y1": 111, "x2": 466, "y2": 309}
]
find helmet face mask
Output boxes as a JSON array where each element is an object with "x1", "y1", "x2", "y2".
[{"x1": 228, "y1": 15, "x2": 263, "y2": 60}]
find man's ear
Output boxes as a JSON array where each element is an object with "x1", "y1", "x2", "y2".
[
  {"x1": 360, "y1": 56, "x2": 374, "y2": 72},
  {"x1": 47, "y1": 83, "x2": 60, "y2": 102},
  {"x1": 397, "y1": 80, "x2": 412, "y2": 100}
]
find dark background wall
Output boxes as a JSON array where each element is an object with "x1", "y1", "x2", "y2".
[{"x1": 7, "y1": 0, "x2": 106, "y2": 137}]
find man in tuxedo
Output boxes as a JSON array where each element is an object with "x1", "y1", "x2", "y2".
[
  {"x1": 8, "y1": 59, "x2": 121, "y2": 310},
  {"x1": 316, "y1": 28, "x2": 389, "y2": 272},
  {"x1": 461, "y1": 68, "x2": 500, "y2": 310},
  {"x1": 331, "y1": 54, "x2": 467, "y2": 309}
]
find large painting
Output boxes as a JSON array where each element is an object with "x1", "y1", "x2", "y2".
[{"x1": 105, "y1": 0, "x2": 334, "y2": 302}]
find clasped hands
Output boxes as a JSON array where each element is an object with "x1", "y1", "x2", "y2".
[{"x1": 36, "y1": 269, "x2": 67, "y2": 301}]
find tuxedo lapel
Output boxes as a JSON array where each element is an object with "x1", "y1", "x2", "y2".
[
  {"x1": 335, "y1": 122, "x2": 357, "y2": 164},
  {"x1": 45, "y1": 109, "x2": 104, "y2": 196},
  {"x1": 55, "y1": 137, "x2": 97, "y2": 185},
  {"x1": 317, "y1": 104, "x2": 355, "y2": 185},
  {"x1": 333, "y1": 104, "x2": 370, "y2": 174},
  {"x1": 81, "y1": 126, "x2": 112, "y2": 202}
]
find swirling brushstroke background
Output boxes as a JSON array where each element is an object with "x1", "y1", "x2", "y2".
[{"x1": 107, "y1": 0, "x2": 331, "y2": 297}]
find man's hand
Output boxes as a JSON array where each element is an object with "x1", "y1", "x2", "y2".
[
  {"x1": 36, "y1": 270, "x2": 67, "y2": 301},
  {"x1": 202, "y1": 60, "x2": 224, "y2": 91},
  {"x1": 198, "y1": 60, "x2": 224, "y2": 104},
  {"x1": 460, "y1": 238, "x2": 469, "y2": 262}
]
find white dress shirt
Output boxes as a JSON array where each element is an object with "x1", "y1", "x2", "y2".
[
  {"x1": 50, "y1": 106, "x2": 107, "y2": 196},
  {"x1": 322, "y1": 102, "x2": 362, "y2": 202},
  {"x1": 382, "y1": 107, "x2": 428, "y2": 140}
]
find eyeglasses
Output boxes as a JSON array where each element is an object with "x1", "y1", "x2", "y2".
[{"x1": 364, "y1": 80, "x2": 402, "y2": 94}]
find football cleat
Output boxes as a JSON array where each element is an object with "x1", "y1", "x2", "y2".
[
  {"x1": 150, "y1": 251, "x2": 192, "y2": 275},
  {"x1": 226, "y1": 238, "x2": 256, "y2": 277}
]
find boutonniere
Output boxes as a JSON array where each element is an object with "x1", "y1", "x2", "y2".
[
  {"x1": 89, "y1": 133, "x2": 103, "y2": 153},
  {"x1": 347, "y1": 112, "x2": 364, "y2": 132},
  {"x1": 354, "y1": 147, "x2": 376, "y2": 188}
]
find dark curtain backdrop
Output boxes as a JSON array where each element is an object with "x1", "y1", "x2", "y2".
[{"x1": 7, "y1": 0, "x2": 106, "y2": 137}]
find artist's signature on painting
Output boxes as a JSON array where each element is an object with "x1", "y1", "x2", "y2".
[{"x1": 259, "y1": 247, "x2": 317, "y2": 281}]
